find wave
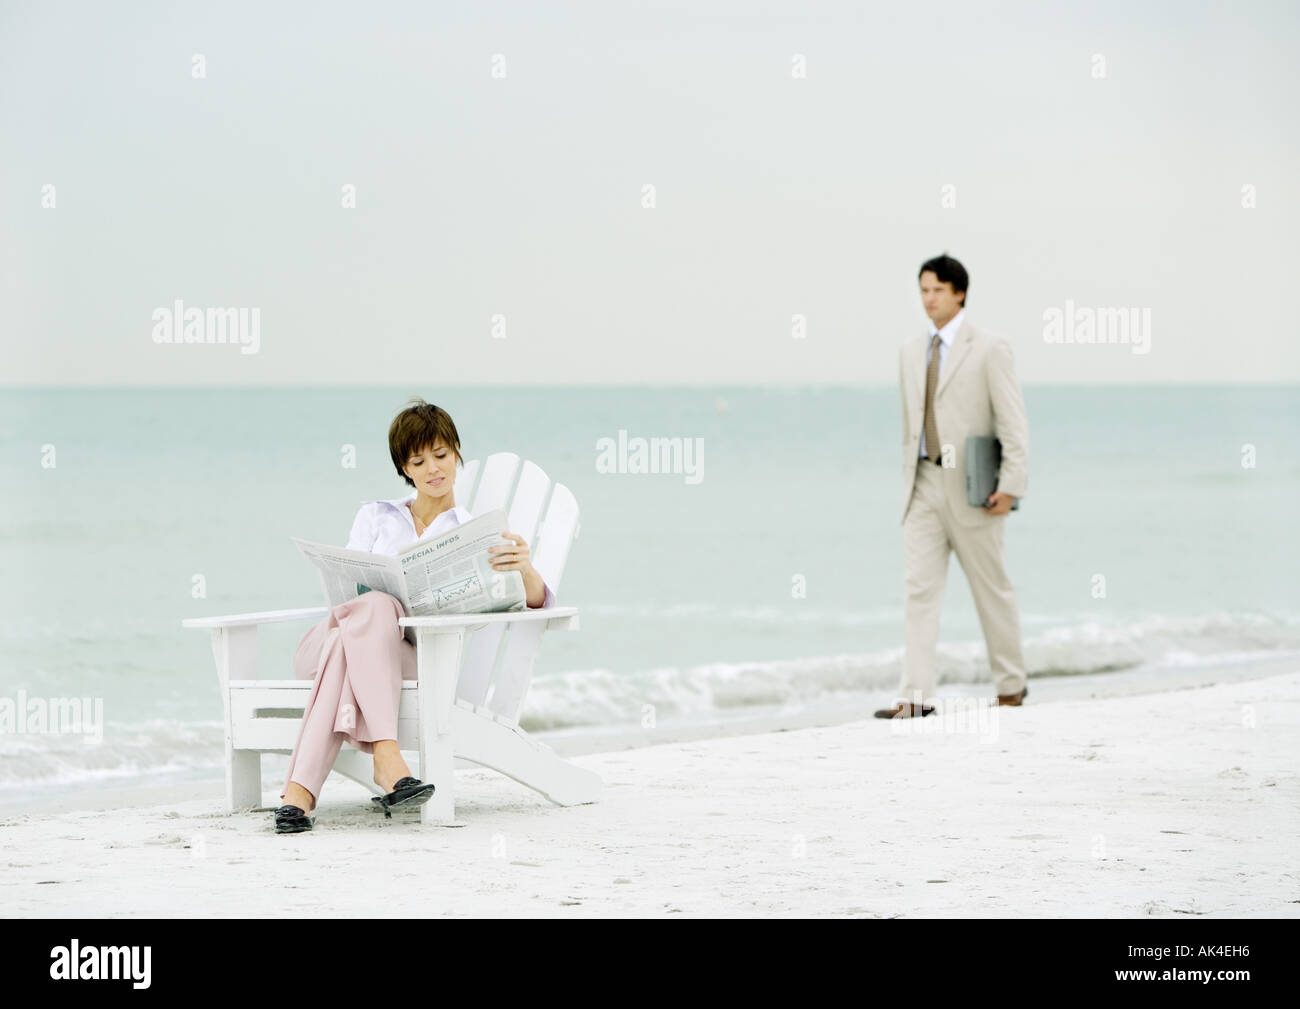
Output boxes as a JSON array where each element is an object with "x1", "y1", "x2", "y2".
[
  {"x1": 0, "y1": 610, "x2": 1296, "y2": 791},
  {"x1": 0, "y1": 719, "x2": 225, "y2": 792},
  {"x1": 518, "y1": 610, "x2": 1300, "y2": 730}
]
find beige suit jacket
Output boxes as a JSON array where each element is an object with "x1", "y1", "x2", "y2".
[{"x1": 899, "y1": 316, "x2": 1028, "y2": 527}]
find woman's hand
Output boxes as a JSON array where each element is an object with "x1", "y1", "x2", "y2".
[{"x1": 489, "y1": 532, "x2": 545, "y2": 607}]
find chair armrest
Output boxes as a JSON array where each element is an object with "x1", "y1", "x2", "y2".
[
  {"x1": 181, "y1": 607, "x2": 329, "y2": 630},
  {"x1": 181, "y1": 604, "x2": 580, "y2": 633},
  {"x1": 400, "y1": 606, "x2": 579, "y2": 633}
]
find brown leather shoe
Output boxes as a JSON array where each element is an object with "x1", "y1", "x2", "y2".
[
  {"x1": 873, "y1": 702, "x2": 936, "y2": 719},
  {"x1": 997, "y1": 684, "x2": 1029, "y2": 706}
]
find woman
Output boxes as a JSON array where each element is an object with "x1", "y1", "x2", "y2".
[{"x1": 274, "y1": 397, "x2": 556, "y2": 834}]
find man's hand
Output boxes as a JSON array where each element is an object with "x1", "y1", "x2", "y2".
[{"x1": 984, "y1": 491, "x2": 1016, "y2": 515}]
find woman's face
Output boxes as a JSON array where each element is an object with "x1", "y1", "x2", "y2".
[{"x1": 403, "y1": 439, "x2": 458, "y2": 499}]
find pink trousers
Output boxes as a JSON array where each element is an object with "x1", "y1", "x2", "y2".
[{"x1": 279, "y1": 591, "x2": 417, "y2": 804}]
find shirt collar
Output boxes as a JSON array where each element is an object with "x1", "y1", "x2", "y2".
[
  {"x1": 367, "y1": 492, "x2": 475, "y2": 527},
  {"x1": 928, "y1": 307, "x2": 966, "y2": 347}
]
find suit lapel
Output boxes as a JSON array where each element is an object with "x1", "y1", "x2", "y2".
[
  {"x1": 936, "y1": 316, "x2": 973, "y2": 398},
  {"x1": 909, "y1": 333, "x2": 928, "y2": 423}
]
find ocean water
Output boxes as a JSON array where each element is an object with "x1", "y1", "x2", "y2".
[{"x1": 2, "y1": 385, "x2": 1298, "y2": 797}]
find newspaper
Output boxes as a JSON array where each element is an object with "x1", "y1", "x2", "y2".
[{"x1": 291, "y1": 508, "x2": 527, "y2": 643}]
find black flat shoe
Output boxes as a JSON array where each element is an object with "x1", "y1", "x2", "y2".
[
  {"x1": 274, "y1": 804, "x2": 314, "y2": 834},
  {"x1": 370, "y1": 776, "x2": 436, "y2": 818}
]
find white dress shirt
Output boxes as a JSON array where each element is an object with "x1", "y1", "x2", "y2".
[
  {"x1": 918, "y1": 307, "x2": 965, "y2": 460},
  {"x1": 345, "y1": 491, "x2": 556, "y2": 609}
]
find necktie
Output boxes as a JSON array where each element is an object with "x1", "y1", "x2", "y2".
[{"x1": 923, "y1": 333, "x2": 941, "y2": 464}]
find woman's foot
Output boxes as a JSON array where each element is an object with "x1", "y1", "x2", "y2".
[
  {"x1": 274, "y1": 805, "x2": 313, "y2": 833},
  {"x1": 281, "y1": 781, "x2": 316, "y2": 814},
  {"x1": 372, "y1": 740, "x2": 412, "y2": 794}
]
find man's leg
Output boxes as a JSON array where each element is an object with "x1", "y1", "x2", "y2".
[
  {"x1": 899, "y1": 466, "x2": 952, "y2": 705},
  {"x1": 951, "y1": 517, "x2": 1027, "y2": 698}
]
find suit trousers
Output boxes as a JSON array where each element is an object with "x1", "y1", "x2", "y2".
[
  {"x1": 280, "y1": 590, "x2": 417, "y2": 804},
  {"x1": 900, "y1": 459, "x2": 1027, "y2": 703}
]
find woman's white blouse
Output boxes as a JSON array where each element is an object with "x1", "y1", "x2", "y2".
[{"x1": 345, "y1": 491, "x2": 556, "y2": 609}]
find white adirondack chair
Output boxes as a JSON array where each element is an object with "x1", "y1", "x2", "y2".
[{"x1": 181, "y1": 452, "x2": 600, "y2": 825}]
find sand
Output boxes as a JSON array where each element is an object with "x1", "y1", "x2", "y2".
[{"x1": 2, "y1": 670, "x2": 1297, "y2": 918}]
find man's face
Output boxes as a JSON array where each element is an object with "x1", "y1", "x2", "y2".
[{"x1": 919, "y1": 271, "x2": 964, "y2": 328}]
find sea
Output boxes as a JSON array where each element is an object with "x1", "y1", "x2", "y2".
[{"x1": 2, "y1": 385, "x2": 1298, "y2": 805}]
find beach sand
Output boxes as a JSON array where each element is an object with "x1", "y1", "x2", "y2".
[{"x1": 2, "y1": 669, "x2": 1297, "y2": 918}]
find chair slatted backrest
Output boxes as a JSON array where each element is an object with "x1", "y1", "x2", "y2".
[
  {"x1": 452, "y1": 457, "x2": 481, "y2": 508},
  {"x1": 451, "y1": 454, "x2": 579, "y2": 722},
  {"x1": 454, "y1": 453, "x2": 529, "y2": 706},
  {"x1": 486, "y1": 480, "x2": 579, "y2": 721}
]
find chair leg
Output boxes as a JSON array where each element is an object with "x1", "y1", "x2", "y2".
[
  {"x1": 455, "y1": 711, "x2": 601, "y2": 807},
  {"x1": 416, "y1": 628, "x2": 466, "y2": 825},
  {"x1": 418, "y1": 737, "x2": 457, "y2": 825},
  {"x1": 228, "y1": 749, "x2": 262, "y2": 813}
]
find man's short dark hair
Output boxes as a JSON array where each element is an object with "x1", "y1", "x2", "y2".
[{"x1": 918, "y1": 254, "x2": 969, "y2": 307}]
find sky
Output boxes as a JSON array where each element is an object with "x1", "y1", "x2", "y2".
[{"x1": 2, "y1": 0, "x2": 1298, "y2": 385}]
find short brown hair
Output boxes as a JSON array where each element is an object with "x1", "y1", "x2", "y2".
[{"x1": 388, "y1": 397, "x2": 462, "y2": 488}]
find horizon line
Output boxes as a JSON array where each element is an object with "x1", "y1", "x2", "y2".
[{"x1": 3, "y1": 380, "x2": 1299, "y2": 391}]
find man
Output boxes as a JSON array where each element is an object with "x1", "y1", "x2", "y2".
[{"x1": 875, "y1": 255, "x2": 1030, "y2": 718}]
